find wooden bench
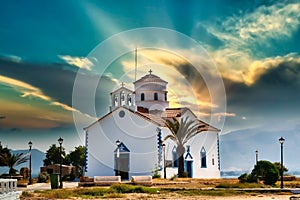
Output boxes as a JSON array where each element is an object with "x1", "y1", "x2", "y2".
[
  {"x1": 93, "y1": 176, "x2": 121, "y2": 186},
  {"x1": 131, "y1": 176, "x2": 152, "y2": 186}
]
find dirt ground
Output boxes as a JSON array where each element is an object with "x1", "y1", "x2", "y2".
[
  {"x1": 20, "y1": 178, "x2": 300, "y2": 200},
  {"x1": 106, "y1": 193, "x2": 297, "y2": 200}
]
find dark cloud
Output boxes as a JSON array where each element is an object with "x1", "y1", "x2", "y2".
[
  {"x1": 0, "y1": 57, "x2": 77, "y2": 106},
  {"x1": 224, "y1": 60, "x2": 300, "y2": 128},
  {"x1": 175, "y1": 62, "x2": 210, "y2": 100},
  {"x1": 0, "y1": 57, "x2": 116, "y2": 117}
]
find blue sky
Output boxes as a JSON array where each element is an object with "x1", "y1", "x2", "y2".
[{"x1": 0, "y1": 0, "x2": 300, "y2": 171}]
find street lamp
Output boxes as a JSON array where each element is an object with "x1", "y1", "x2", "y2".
[
  {"x1": 115, "y1": 140, "x2": 120, "y2": 176},
  {"x1": 162, "y1": 143, "x2": 166, "y2": 179},
  {"x1": 28, "y1": 141, "x2": 32, "y2": 185},
  {"x1": 58, "y1": 137, "x2": 63, "y2": 189},
  {"x1": 255, "y1": 150, "x2": 258, "y2": 165},
  {"x1": 279, "y1": 137, "x2": 285, "y2": 189}
]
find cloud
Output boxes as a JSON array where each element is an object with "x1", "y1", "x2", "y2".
[
  {"x1": 0, "y1": 57, "x2": 104, "y2": 129},
  {"x1": 0, "y1": 75, "x2": 51, "y2": 101},
  {"x1": 209, "y1": 2, "x2": 300, "y2": 45},
  {"x1": 0, "y1": 54, "x2": 22, "y2": 63},
  {"x1": 234, "y1": 3, "x2": 300, "y2": 41},
  {"x1": 59, "y1": 55, "x2": 94, "y2": 71},
  {"x1": 223, "y1": 58, "x2": 300, "y2": 131},
  {"x1": 193, "y1": 1, "x2": 300, "y2": 86},
  {"x1": 110, "y1": 48, "x2": 229, "y2": 127}
]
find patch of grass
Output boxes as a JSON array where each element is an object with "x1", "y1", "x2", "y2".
[
  {"x1": 216, "y1": 182, "x2": 265, "y2": 188},
  {"x1": 110, "y1": 184, "x2": 158, "y2": 194},
  {"x1": 74, "y1": 187, "x2": 107, "y2": 197},
  {"x1": 162, "y1": 188, "x2": 246, "y2": 196},
  {"x1": 32, "y1": 184, "x2": 158, "y2": 199},
  {"x1": 20, "y1": 191, "x2": 34, "y2": 198},
  {"x1": 104, "y1": 192, "x2": 124, "y2": 198}
]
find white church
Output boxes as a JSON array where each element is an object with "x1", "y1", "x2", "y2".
[{"x1": 83, "y1": 70, "x2": 221, "y2": 179}]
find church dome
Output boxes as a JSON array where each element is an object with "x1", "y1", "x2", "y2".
[
  {"x1": 134, "y1": 70, "x2": 169, "y2": 113},
  {"x1": 134, "y1": 72, "x2": 167, "y2": 84}
]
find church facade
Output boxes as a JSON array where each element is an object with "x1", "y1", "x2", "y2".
[{"x1": 83, "y1": 71, "x2": 221, "y2": 179}]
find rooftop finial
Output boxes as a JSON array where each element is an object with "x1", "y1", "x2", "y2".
[
  {"x1": 149, "y1": 69, "x2": 152, "y2": 75},
  {"x1": 121, "y1": 82, "x2": 125, "y2": 87}
]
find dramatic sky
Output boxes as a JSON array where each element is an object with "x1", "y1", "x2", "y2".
[{"x1": 1, "y1": 0, "x2": 300, "y2": 171}]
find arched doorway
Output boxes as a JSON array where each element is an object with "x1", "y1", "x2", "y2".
[{"x1": 114, "y1": 142, "x2": 130, "y2": 180}]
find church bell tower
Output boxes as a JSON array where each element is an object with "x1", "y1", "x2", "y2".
[{"x1": 134, "y1": 70, "x2": 169, "y2": 114}]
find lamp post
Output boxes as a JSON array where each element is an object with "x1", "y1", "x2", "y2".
[
  {"x1": 162, "y1": 143, "x2": 166, "y2": 179},
  {"x1": 116, "y1": 140, "x2": 120, "y2": 176},
  {"x1": 279, "y1": 137, "x2": 285, "y2": 189},
  {"x1": 58, "y1": 137, "x2": 63, "y2": 189},
  {"x1": 255, "y1": 150, "x2": 258, "y2": 165},
  {"x1": 28, "y1": 141, "x2": 32, "y2": 185}
]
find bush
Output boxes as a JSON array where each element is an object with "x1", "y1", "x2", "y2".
[
  {"x1": 152, "y1": 164, "x2": 161, "y2": 179},
  {"x1": 37, "y1": 172, "x2": 49, "y2": 183},
  {"x1": 182, "y1": 172, "x2": 189, "y2": 178},
  {"x1": 250, "y1": 160, "x2": 279, "y2": 186},
  {"x1": 152, "y1": 173, "x2": 161, "y2": 179},
  {"x1": 238, "y1": 173, "x2": 248, "y2": 183}
]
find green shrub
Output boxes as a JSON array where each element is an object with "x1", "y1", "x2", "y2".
[
  {"x1": 111, "y1": 184, "x2": 134, "y2": 193},
  {"x1": 250, "y1": 160, "x2": 279, "y2": 186},
  {"x1": 152, "y1": 173, "x2": 161, "y2": 179},
  {"x1": 182, "y1": 172, "x2": 189, "y2": 178},
  {"x1": 152, "y1": 164, "x2": 161, "y2": 179},
  {"x1": 238, "y1": 173, "x2": 249, "y2": 183}
]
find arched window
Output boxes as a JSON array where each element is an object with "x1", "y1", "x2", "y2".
[
  {"x1": 114, "y1": 94, "x2": 118, "y2": 107},
  {"x1": 172, "y1": 146, "x2": 178, "y2": 167},
  {"x1": 141, "y1": 93, "x2": 145, "y2": 101},
  {"x1": 200, "y1": 147, "x2": 207, "y2": 168},
  {"x1": 120, "y1": 91, "x2": 125, "y2": 106},
  {"x1": 154, "y1": 93, "x2": 158, "y2": 101},
  {"x1": 127, "y1": 94, "x2": 132, "y2": 106}
]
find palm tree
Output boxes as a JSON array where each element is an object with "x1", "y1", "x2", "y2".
[
  {"x1": 0, "y1": 152, "x2": 29, "y2": 175},
  {"x1": 164, "y1": 117, "x2": 211, "y2": 177}
]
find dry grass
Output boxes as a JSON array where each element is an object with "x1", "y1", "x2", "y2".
[
  {"x1": 20, "y1": 178, "x2": 300, "y2": 200},
  {"x1": 153, "y1": 178, "x2": 239, "y2": 189}
]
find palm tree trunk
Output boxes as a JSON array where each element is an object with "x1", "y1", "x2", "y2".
[{"x1": 176, "y1": 145, "x2": 185, "y2": 178}]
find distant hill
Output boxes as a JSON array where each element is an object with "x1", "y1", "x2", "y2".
[
  {"x1": 0, "y1": 149, "x2": 45, "y2": 177},
  {"x1": 220, "y1": 126, "x2": 300, "y2": 174}
]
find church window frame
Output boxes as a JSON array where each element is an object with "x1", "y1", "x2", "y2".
[
  {"x1": 200, "y1": 147, "x2": 207, "y2": 168},
  {"x1": 172, "y1": 146, "x2": 178, "y2": 168}
]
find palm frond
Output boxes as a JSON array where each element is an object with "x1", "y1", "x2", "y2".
[{"x1": 164, "y1": 116, "x2": 202, "y2": 146}]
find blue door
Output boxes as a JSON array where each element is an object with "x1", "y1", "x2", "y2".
[{"x1": 186, "y1": 161, "x2": 193, "y2": 178}]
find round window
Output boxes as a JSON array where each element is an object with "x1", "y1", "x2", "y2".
[{"x1": 119, "y1": 110, "x2": 125, "y2": 118}]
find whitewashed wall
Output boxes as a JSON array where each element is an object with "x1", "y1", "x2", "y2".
[
  {"x1": 161, "y1": 111, "x2": 220, "y2": 179},
  {"x1": 85, "y1": 107, "x2": 160, "y2": 178}
]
